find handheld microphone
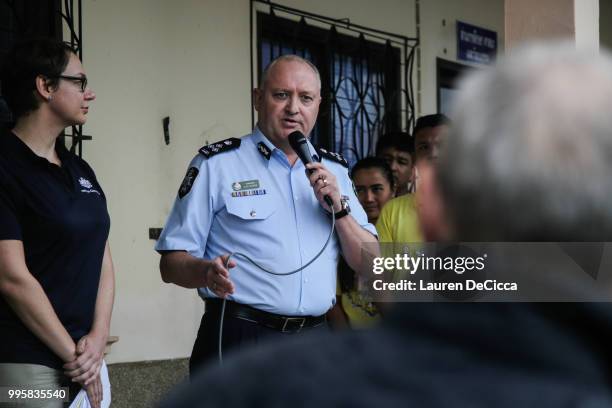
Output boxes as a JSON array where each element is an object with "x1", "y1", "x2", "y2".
[{"x1": 288, "y1": 131, "x2": 333, "y2": 207}]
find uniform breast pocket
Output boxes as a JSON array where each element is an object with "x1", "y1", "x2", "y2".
[
  {"x1": 222, "y1": 195, "x2": 281, "y2": 262},
  {"x1": 225, "y1": 196, "x2": 276, "y2": 221}
]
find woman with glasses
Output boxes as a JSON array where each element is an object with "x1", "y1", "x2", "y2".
[{"x1": 0, "y1": 38, "x2": 114, "y2": 408}]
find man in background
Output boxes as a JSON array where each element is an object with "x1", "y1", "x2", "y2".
[
  {"x1": 413, "y1": 113, "x2": 449, "y2": 164},
  {"x1": 375, "y1": 132, "x2": 414, "y2": 196}
]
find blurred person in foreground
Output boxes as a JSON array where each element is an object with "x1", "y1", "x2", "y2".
[
  {"x1": 160, "y1": 42, "x2": 612, "y2": 407},
  {"x1": 327, "y1": 157, "x2": 395, "y2": 328},
  {"x1": 0, "y1": 38, "x2": 114, "y2": 407}
]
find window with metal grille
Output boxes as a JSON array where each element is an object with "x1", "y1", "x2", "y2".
[
  {"x1": 0, "y1": 0, "x2": 87, "y2": 156},
  {"x1": 252, "y1": 1, "x2": 417, "y2": 167}
]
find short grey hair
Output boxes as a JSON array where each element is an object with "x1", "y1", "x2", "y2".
[
  {"x1": 259, "y1": 54, "x2": 321, "y2": 90},
  {"x1": 438, "y1": 42, "x2": 612, "y2": 241}
]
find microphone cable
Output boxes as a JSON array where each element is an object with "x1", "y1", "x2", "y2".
[{"x1": 216, "y1": 211, "x2": 336, "y2": 363}]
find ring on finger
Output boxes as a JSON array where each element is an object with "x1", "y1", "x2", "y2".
[{"x1": 322, "y1": 178, "x2": 328, "y2": 186}]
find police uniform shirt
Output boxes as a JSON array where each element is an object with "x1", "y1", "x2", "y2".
[
  {"x1": 0, "y1": 130, "x2": 110, "y2": 369},
  {"x1": 156, "y1": 128, "x2": 376, "y2": 316}
]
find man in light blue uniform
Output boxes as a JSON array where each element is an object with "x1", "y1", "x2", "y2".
[{"x1": 156, "y1": 55, "x2": 378, "y2": 374}]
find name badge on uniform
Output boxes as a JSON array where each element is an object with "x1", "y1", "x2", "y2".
[{"x1": 231, "y1": 179, "x2": 267, "y2": 197}]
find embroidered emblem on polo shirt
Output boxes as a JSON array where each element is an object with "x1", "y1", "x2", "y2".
[
  {"x1": 178, "y1": 167, "x2": 199, "y2": 199},
  {"x1": 79, "y1": 177, "x2": 100, "y2": 195},
  {"x1": 198, "y1": 138, "x2": 241, "y2": 159},
  {"x1": 316, "y1": 147, "x2": 349, "y2": 168},
  {"x1": 257, "y1": 142, "x2": 272, "y2": 160},
  {"x1": 79, "y1": 177, "x2": 93, "y2": 189}
]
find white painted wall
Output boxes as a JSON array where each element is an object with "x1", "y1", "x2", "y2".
[
  {"x1": 82, "y1": 0, "x2": 252, "y2": 363},
  {"x1": 80, "y1": 0, "x2": 503, "y2": 363},
  {"x1": 575, "y1": 0, "x2": 599, "y2": 50},
  {"x1": 417, "y1": 0, "x2": 505, "y2": 116}
]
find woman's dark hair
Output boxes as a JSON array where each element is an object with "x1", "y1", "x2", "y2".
[
  {"x1": 350, "y1": 156, "x2": 395, "y2": 190},
  {"x1": 1, "y1": 38, "x2": 76, "y2": 120}
]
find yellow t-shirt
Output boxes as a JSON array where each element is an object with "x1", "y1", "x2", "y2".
[
  {"x1": 335, "y1": 195, "x2": 423, "y2": 328},
  {"x1": 375, "y1": 194, "x2": 424, "y2": 291},
  {"x1": 376, "y1": 194, "x2": 423, "y2": 243},
  {"x1": 337, "y1": 280, "x2": 380, "y2": 329}
]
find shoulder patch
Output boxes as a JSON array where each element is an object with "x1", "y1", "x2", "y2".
[
  {"x1": 316, "y1": 147, "x2": 349, "y2": 168},
  {"x1": 198, "y1": 138, "x2": 241, "y2": 159},
  {"x1": 178, "y1": 167, "x2": 199, "y2": 199}
]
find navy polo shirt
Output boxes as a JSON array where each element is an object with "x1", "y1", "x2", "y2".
[{"x1": 0, "y1": 130, "x2": 110, "y2": 369}]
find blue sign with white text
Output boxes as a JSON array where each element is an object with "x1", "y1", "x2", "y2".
[{"x1": 457, "y1": 21, "x2": 497, "y2": 64}]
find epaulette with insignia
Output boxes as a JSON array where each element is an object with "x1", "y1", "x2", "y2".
[
  {"x1": 198, "y1": 138, "x2": 241, "y2": 158},
  {"x1": 316, "y1": 147, "x2": 349, "y2": 168}
]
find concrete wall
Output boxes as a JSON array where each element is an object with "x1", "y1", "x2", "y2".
[
  {"x1": 505, "y1": 0, "x2": 575, "y2": 48},
  {"x1": 504, "y1": 0, "x2": 600, "y2": 51},
  {"x1": 80, "y1": 0, "x2": 503, "y2": 364}
]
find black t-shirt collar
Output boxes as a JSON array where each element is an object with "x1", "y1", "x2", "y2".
[{"x1": 6, "y1": 130, "x2": 72, "y2": 168}]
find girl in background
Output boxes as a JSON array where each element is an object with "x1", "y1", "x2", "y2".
[{"x1": 327, "y1": 157, "x2": 395, "y2": 328}]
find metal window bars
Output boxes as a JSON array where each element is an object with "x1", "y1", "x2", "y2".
[
  {"x1": 60, "y1": 0, "x2": 91, "y2": 157},
  {"x1": 251, "y1": 0, "x2": 418, "y2": 164},
  {"x1": 0, "y1": 0, "x2": 90, "y2": 157}
]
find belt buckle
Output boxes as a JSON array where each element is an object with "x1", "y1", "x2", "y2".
[{"x1": 281, "y1": 317, "x2": 306, "y2": 333}]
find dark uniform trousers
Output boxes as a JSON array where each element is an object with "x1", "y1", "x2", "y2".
[{"x1": 189, "y1": 299, "x2": 328, "y2": 376}]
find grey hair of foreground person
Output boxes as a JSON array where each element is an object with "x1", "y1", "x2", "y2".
[{"x1": 437, "y1": 42, "x2": 612, "y2": 241}]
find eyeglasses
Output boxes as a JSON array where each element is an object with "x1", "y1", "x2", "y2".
[{"x1": 54, "y1": 75, "x2": 88, "y2": 92}]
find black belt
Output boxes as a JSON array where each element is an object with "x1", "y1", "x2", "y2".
[{"x1": 206, "y1": 299, "x2": 326, "y2": 333}]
